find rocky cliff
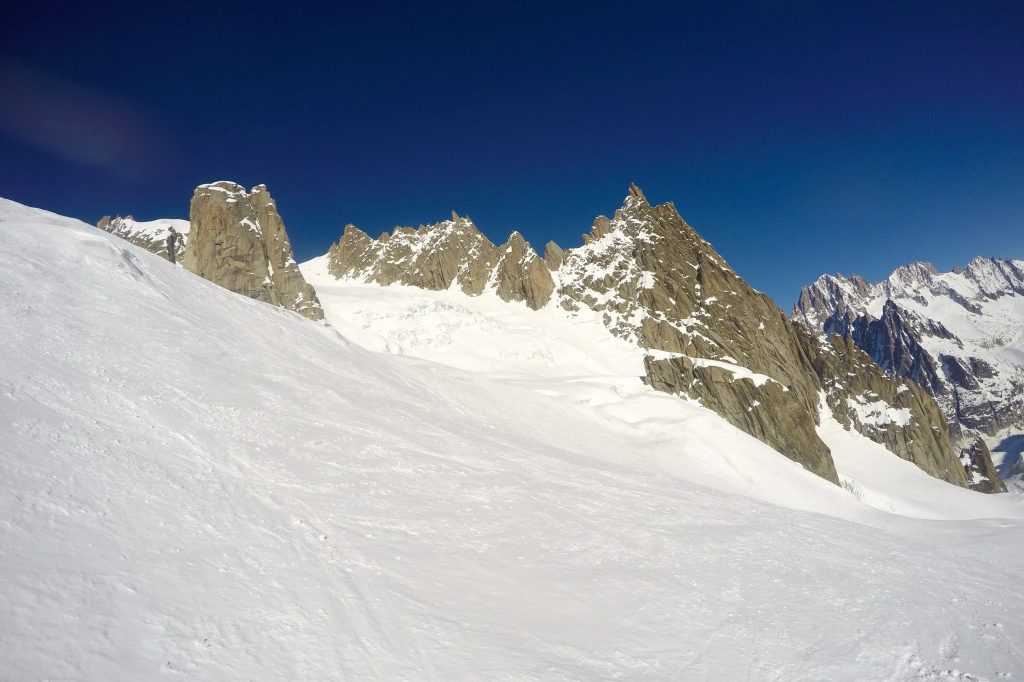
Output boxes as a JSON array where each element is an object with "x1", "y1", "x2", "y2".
[
  {"x1": 324, "y1": 185, "x2": 973, "y2": 490},
  {"x1": 183, "y1": 182, "x2": 323, "y2": 321},
  {"x1": 97, "y1": 216, "x2": 190, "y2": 263},
  {"x1": 959, "y1": 438, "x2": 1008, "y2": 494}
]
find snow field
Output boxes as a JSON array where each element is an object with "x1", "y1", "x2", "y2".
[{"x1": 1, "y1": 198, "x2": 1023, "y2": 680}]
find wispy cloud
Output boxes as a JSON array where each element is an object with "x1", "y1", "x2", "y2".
[{"x1": 0, "y1": 59, "x2": 175, "y2": 180}]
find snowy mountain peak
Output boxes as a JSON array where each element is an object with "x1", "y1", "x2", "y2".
[
  {"x1": 886, "y1": 261, "x2": 939, "y2": 292},
  {"x1": 962, "y1": 256, "x2": 1024, "y2": 299}
]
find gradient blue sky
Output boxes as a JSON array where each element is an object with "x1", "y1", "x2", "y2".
[{"x1": 2, "y1": 1, "x2": 1022, "y2": 306}]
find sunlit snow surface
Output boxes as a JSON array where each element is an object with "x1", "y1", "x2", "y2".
[{"x1": 2, "y1": 199, "x2": 1024, "y2": 680}]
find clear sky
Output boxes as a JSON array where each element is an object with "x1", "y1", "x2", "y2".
[{"x1": 1, "y1": 1, "x2": 1022, "y2": 307}]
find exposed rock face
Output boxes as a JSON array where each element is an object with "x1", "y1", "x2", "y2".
[
  {"x1": 554, "y1": 186, "x2": 837, "y2": 482},
  {"x1": 183, "y1": 182, "x2": 323, "y2": 321},
  {"x1": 960, "y1": 438, "x2": 1007, "y2": 493},
  {"x1": 804, "y1": 334, "x2": 969, "y2": 487},
  {"x1": 823, "y1": 300, "x2": 947, "y2": 396},
  {"x1": 565, "y1": 186, "x2": 964, "y2": 487},
  {"x1": 326, "y1": 214, "x2": 553, "y2": 310},
  {"x1": 97, "y1": 215, "x2": 190, "y2": 263},
  {"x1": 1001, "y1": 445, "x2": 1024, "y2": 491},
  {"x1": 544, "y1": 241, "x2": 565, "y2": 270},
  {"x1": 322, "y1": 185, "x2": 974, "y2": 489},
  {"x1": 645, "y1": 354, "x2": 837, "y2": 482},
  {"x1": 492, "y1": 232, "x2": 555, "y2": 310},
  {"x1": 794, "y1": 259, "x2": 1024, "y2": 442}
]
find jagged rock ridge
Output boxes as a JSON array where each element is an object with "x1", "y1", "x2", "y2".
[
  {"x1": 97, "y1": 216, "x2": 190, "y2": 263},
  {"x1": 326, "y1": 213, "x2": 554, "y2": 310},
  {"x1": 794, "y1": 260, "x2": 1024, "y2": 444},
  {"x1": 183, "y1": 182, "x2": 324, "y2": 321},
  {"x1": 325, "y1": 186, "x2": 973, "y2": 489}
]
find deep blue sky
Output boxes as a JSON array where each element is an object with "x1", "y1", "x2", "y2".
[{"x1": 2, "y1": 1, "x2": 1022, "y2": 306}]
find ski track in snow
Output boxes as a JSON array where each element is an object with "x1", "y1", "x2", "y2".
[{"x1": 1, "y1": 199, "x2": 1024, "y2": 680}]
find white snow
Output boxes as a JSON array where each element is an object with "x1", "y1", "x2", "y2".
[
  {"x1": 115, "y1": 216, "x2": 190, "y2": 238},
  {"x1": 2, "y1": 197, "x2": 1024, "y2": 680},
  {"x1": 101, "y1": 215, "x2": 190, "y2": 247},
  {"x1": 847, "y1": 394, "x2": 914, "y2": 427},
  {"x1": 687, "y1": 357, "x2": 784, "y2": 389}
]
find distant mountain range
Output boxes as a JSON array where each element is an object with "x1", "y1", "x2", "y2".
[{"x1": 794, "y1": 258, "x2": 1024, "y2": 489}]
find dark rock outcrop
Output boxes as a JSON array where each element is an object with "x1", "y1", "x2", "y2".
[
  {"x1": 960, "y1": 438, "x2": 1008, "y2": 493},
  {"x1": 805, "y1": 334, "x2": 969, "y2": 487},
  {"x1": 823, "y1": 300, "x2": 946, "y2": 396}
]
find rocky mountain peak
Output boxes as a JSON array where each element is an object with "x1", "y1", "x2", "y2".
[
  {"x1": 625, "y1": 182, "x2": 649, "y2": 207},
  {"x1": 889, "y1": 261, "x2": 938, "y2": 285},
  {"x1": 326, "y1": 214, "x2": 554, "y2": 309},
  {"x1": 183, "y1": 182, "x2": 323, "y2": 321},
  {"x1": 962, "y1": 256, "x2": 1024, "y2": 299},
  {"x1": 960, "y1": 438, "x2": 1008, "y2": 493},
  {"x1": 793, "y1": 273, "x2": 874, "y2": 330},
  {"x1": 544, "y1": 240, "x2": 565, "y2": 269},
  {"x1": 491, "y1": 230, "x2": 555, "y2": 310}
]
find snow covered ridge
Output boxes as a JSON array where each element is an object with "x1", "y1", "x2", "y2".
[
  {"x1": 321, "y1": 185, "x2": 983, "y2": 491},
  {"x1": 794, "y1": 258, "x2": 1024, "y2": 487},
  {"x1": 6, "y1": 196, "x2": 1024, "y2": 679},
  {"x1": 97, "y1": 215, "x2": 189, "y2": 262},
  {"x1": 794, "y1": 257, "x2": 1024, "y2": 331}
]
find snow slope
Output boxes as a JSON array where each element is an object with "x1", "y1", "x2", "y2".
[{"x1": 3, "y1": 198, "x2": 1024, "y2": 680}]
